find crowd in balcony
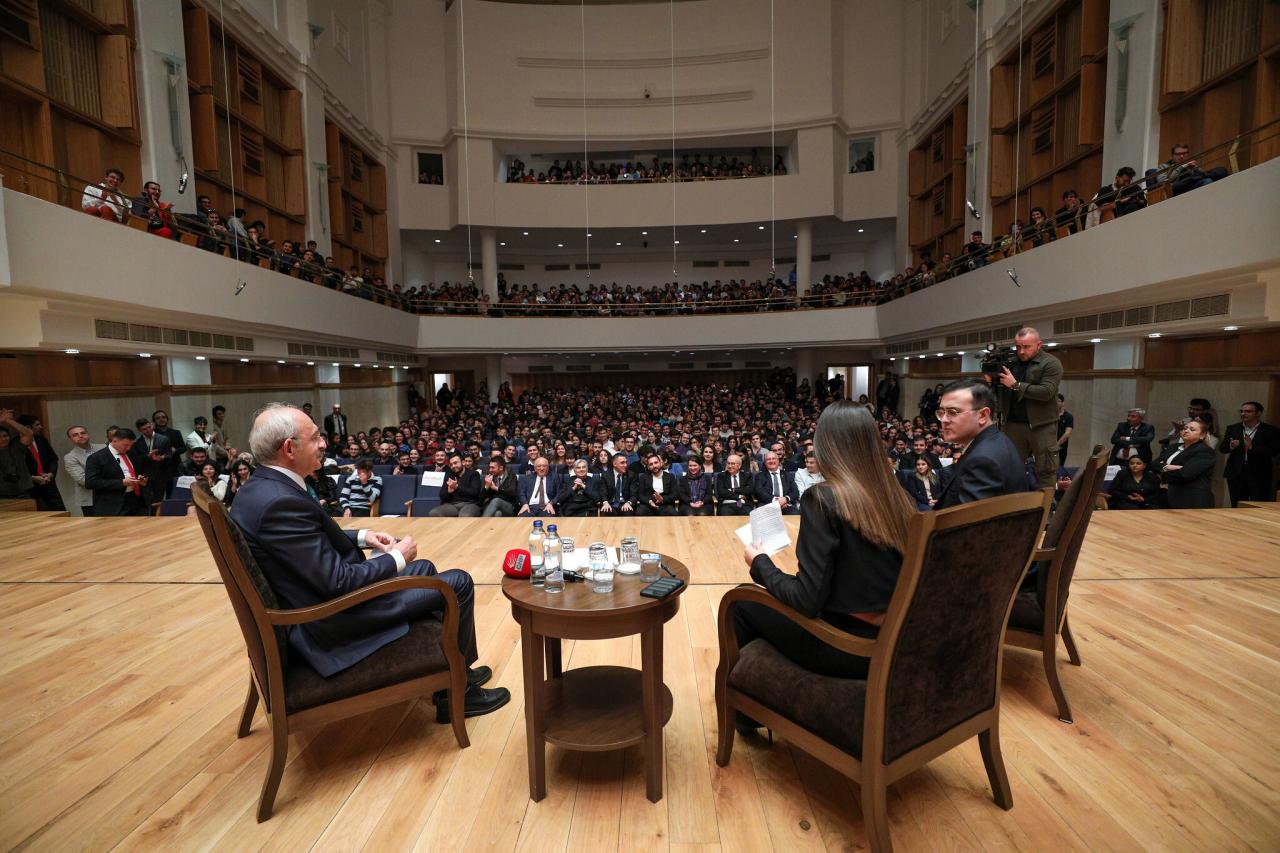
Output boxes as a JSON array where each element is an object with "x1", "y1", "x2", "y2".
[{"x1": 504, "y1": 150, "x2": 787, "y2": 184}]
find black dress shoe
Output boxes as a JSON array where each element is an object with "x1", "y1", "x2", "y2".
[
  {"x1": 734, "y1": 710, "x2": 772, "y2": 742},
  {"x1": 467, "y1": 665, "x2": 492, "y2": 687},
  {"x1": 435, "y1": 684, "x2": 511, "y2": 722}
]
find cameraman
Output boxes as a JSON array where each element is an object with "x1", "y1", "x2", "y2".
[{"x1": 993, "y1": 327, "x2": 1063, "y2": 489}]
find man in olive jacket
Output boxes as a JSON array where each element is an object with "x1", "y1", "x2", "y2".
[{"x1": 993, "y1": 327, "x2": 1063, "y2": 488}]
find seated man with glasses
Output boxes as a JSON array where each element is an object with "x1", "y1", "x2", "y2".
[{"x1": 933, "y1": 379, "x2": 1029, "y2": 509}]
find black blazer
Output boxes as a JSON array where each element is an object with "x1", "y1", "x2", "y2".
[
  {"x1": 600, "y1": 469, "x2": 636, "y2": 508},
  {"x1": 751, "y1": 469, "x2": 799, "y2": 507},
  {"x1": 749, "y1": 485, "x2": 904, "y2": 615},
  {"x1": 1109, "y1": 421, "x2": 1155, "y2": 464},
  {"x1": 323, "y1": 413, "x2": 349, "y2": 438},
  {"x1": 557, "y1": 473, "x2": 602, "y2": 513},
  {"x1": 230, "y1": 466, "x2": 407, "y2": 676},
  {"x1": 85, "y1": 446, "x2": 142, "y2": 516},
  {"x1": 1220, "y1": 422, "x2": 1280, "y2": 479},
  {"x1": 1108, "y1": 470, "x2": 1161, "y2": 509},
  {"x1": 714, "y1": 470, "x2": 754, "y2": 508},
  {"x1": 439, "y1": 469, "x2": 483, "y2": 507},
  {"x1": 902, "y1": 472, "x2": 940, "y2": 510},
  {"x1": 1156, "y1": 441, "x2": 1217, "y2": 508},
  {"x1": 129, "y1": 431, "x2": 171, "y2": 479},
  {"x1": 934, "y1": 425, "x2": 1029, "y2": 509},
  {"x1": 633, "y1": 471, "x2": 681, "y2": 510},
  {"x1": 482, "y1": 470, "x2": 519, "y2": 506}
]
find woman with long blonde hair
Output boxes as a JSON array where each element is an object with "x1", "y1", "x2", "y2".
[{"x1": 733, "y1": 401, "x2": 915, "y2": 731}]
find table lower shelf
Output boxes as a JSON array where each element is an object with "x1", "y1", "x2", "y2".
[{"x1": 541, "y1": 665, "x2": 673, "y2": 752}]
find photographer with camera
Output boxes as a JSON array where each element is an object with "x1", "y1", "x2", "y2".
[{"x1": 987, "y1": 327, "x2": 1063, "y2": 489}]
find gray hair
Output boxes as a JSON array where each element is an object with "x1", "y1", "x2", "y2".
[
  {"x1": 574, "y1": 458, "x2": 589, "y2": 471},
  {"x1": 1128, "y1": 407, "x2": 1146, "y2": 416},
  {"x1": 249, "y1": 403, "x2": 302, "y2": 463}
]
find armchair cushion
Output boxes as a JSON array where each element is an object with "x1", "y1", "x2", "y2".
[
  {"x1": 285, "y1": 614, "x2": 448, "y2": 713},
  {"x1": 728, "y1": 638, "x2": 867, "y2": 758}
]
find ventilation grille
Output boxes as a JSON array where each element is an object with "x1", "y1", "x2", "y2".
[
  {"x1": 545, "y1": 263, "x2": 570, "y2": 271},
  {"x1": 668, "y1": 362, "x2": 694, "y2": 370},
  {"x1": 528, "y1": 365, "x2": 554, "y2": 373},
  {"x1": 603, "y1": 363, "x2": 629, "y2": 371},
  {"x1": 95, "y1": 319, "x2": 129, "y2": 340},
  {"x1": 574, "y1": 263, "x2": 601, "y2": 271},
  {"x1": 565, "y1": 364, "x2": 591, "y2": 372},
  {"x1": 287, "y1": 342, "x2": 359, "y2": 358},
  {"x1": 723, "y1": 260, "x2": 751, "y2": 268},
  {"x1": 744, "y1": 360, "x2": 772, "y2": 368},
  {"x1": 498, "y1": 263, "x2": 525, "y2": 271},
  {"x1": 1053, "y1": 294, "x2": 1229, "y2": 335},
  {"x1": 692, "y1": 260, "x2": 719, "y2": 268},
  {"x1": 95, "y1": 318, "x2": 254, "y2": 353},
  {"x1": 942, "y1": 325, "x2": 1021, "y2": 348},
  {"x1": 375, "y1": 350, "x2": 416, "y2": 364},
  {"x1": 886, "y1": 338, "x2": 932, "y2": 355},
  {"x1": 705, "y1": 361, "x2": 733, "y2": 369}
]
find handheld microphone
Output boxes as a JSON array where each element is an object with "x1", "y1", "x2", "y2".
[
  {"x1": 178, "y1": 171, "x2": 189, "y2": 194},
  {"x1": 966, "y1": 199, "x2": 982, "y2": 220},
  {"x1": 234, "y1": 280, "x2": 248, "y2": 295},
  {"x1": 1007, "y1": 269, "x2": 1021, "y2": 287}
]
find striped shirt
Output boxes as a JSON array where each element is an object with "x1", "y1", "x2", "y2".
[{"x1": 340, "y1": 474, "x2": 382, "y2": 511}]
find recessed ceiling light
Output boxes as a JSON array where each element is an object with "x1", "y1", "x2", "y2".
[
  {"x1": 674, "y1": 240, "x2": 680, "y2": 244},
  {"x1": 557, "y1": 243, "x2": 564, "y2": 248},
  {"x1": 889, "y1": 357, "x2": 896, "y2": 361},
  {"x1": 1223, "y1": 325, "x2": 1239, "y2": 331},
  {"x1": 306, "y1": 361, "x2": 314, "y2": 366},
  {"x1": 64, "y1": 348, "x2": 79, "y2": 354},
  {"x1": 354, "y1": 363, "x2": 362, "y2": 367},
  {"x1": 500, "y1": 242, "x2": 506, "y2": 247},
  {"x1": 615, "y1": 242, "x2": 622, "y2": 246},
  {"x1": 700, "y1": 229, "x2": 707, "y2": 233},
  {"x1": 733, "y1": 238, "x2": 740, "y2": 243},
  {"x1": 1148, "y1": 333, "x2": 1162, "y2": 338},
  {"x1": 793, "y1": 235, "x2": 798, "y2": 239},
  {"x1": 1089, "y1": 338, "x2": 1103, "y2": 343},
  {"x1": 402, "y1": 365, "x2": 410, "y2": 369},
  {"x1": 587, "y1": 232, "x2": 593, "y2": 237},
  {"x1": 277, "y1": 359, "x2": 286, "y2": 364},
  {"x1": 758, "y1": 225, "x2": 765, "y2": 230},
  {"x1": 434, "y1": 238, "x2": 442, "y2": 243},
  {"x1": 641, "y1": 231, "x2": 648, "y2": 235},
  {"x1": 332, "y1": 362, "x2": 340, "y2": 366},
  {"x1": 138, "y1": 352, "x2": 151, "y2": 358},
  {"x1": 935, "y1": 352, "x2": 944, "y2": 356},
  {"x1": 956, "y1": 351, "x2": 965, "y2": 356},
  {"x1": 523, "y1": 231, "x2": 529, "y2": 236},
  {"x1": 195, "y1": 355, "x2": 206, "y2": 361},
  {"x1": 1046, "y1": 342, "x2": 1058, "y2": 347},
  {"x1": 857, "y1": 228, "x2": 865, "y2": 233},
  {"x1": 239, "y1": 358, "x2": 250, "y2": 363}
]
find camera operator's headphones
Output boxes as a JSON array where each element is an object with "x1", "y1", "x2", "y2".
[{"x1": 502, "y1": 549, "x2": 532, "y2": 579}]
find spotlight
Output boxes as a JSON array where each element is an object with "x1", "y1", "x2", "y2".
[
  {"x1": 196, "y1": 356, "x2": 207, "y2": 360},
  {"x1": 1089, "y1": 338, "x2": 1103, "y2": 343},
  {"x1": 277, "y1": 359, "x2": 286, "y2": 364},
  {"x1": 758, "y1": 225, "x2": 765, "y2": 230},
  {"x1": 966, "y1": 199, "x2": 982, "y2": 219},
  {"x1": 1223, "y1": 325, "x2": 1239, "y2": 331},
  {"x1": 557, "y1": 243, "x2": 564, "y2": 248},
  {"x1": 1007, "y1": 269, "x2": 1021, "y2": 287},
  {"x1": 434, "y1": 239, "x2": 442, "y2": 243},
  {"x1": 240, "y1": 358, "x2": 250, "y2": 363},
  {"x1": 178, "y1": 171, "x2": 189, "y2": 194},
  {"x1": 1148, "y1": 333, "x2": 1162, "y2": 338},
  {"x1": 733, "y1": 238, "x2": 739, "y2": 243},
  {"x1": 64, "y1": 348, "x2": 79, "y2": 354},
  {"x1": 306, "y1": 361, "x2": 314, "y2": 366},
  {"x1": 234, "y1": 280, "x2": 248, "y2": 295},
  {"x1": 857, "y1": 228, "x2": 865, "y2": 233},
  {"x1": 138, "y1": 352, "x2": 151, "y2": 358}
]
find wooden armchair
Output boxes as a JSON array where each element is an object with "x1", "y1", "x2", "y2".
[
  {"x1": 715, "y1": 491, "x2": 1051, "y2": 853},
  {"x1": 190, "y1": 483, "x2": 469, "y2": 822},
  {"x1": 1006, "y1": 445, "x2": 1109, "y2": 723}
]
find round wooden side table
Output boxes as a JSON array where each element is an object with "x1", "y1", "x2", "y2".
[{"x1": 502, "y1": 554, "x2": 690, "y2": 803}]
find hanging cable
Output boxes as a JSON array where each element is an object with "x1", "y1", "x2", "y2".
[
  {"x1": 966, "y1": 0, "x2": 983, "y2": 220},
  {"x1": 669, "y1": 0, "x2": 677, "y2": 278},
  {"x1": 1011, "y1": 0, "x2": 1025, "y2": 255},
  {"x1": 217, "y1": 0, "x2": 239, "y2": 262},
  {"x1": 580, "y1": 0, "x2": 590, "y2": 276},
  {"x1": 459, "y1": 0, "x2": 474, "y2": 281},
  {"x1": 769, "y1": 0, "x2": 776, "y2": 278}
]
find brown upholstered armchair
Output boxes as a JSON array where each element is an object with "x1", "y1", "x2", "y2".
[
  {"x1": 715, "y1": 491, "x2": 1052, "y2": 853},
  {"x1": 1006, "y1": 445, "x2": 1108, "y2": 723},
  {"x1": 190, "y1": 483, "x2": 470, "y2": 822}
]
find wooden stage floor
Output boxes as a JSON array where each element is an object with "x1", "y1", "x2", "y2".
[{"x1": 0, "y1": 508, "x2": 1277, "y2": 851}]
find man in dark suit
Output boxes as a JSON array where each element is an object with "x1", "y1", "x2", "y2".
[
  {"x1": 516, "y1": 457, "x2": 564, "y2": 517},
  {"x1": 480, "y1": 456, "x2": 519, "y2": 517},
  {"x1": 85, "y1": 427, "x2": 151, "y2": 516},
  {"x1": 1109, "y1": 408, "x2": 1155, "y2": 465},
  {"x1": 323, "y1": 404, "x2": 348, "y2": 441},
  {"x1": 130, "y1": 418, "x2": 174, "y2": 504},
  {"x1": 1220, "y1": 401, "x2": 1280, "y2": 506},
  {"x1": 230, "y1": 403, "x2": 508, "y2": 719},
  {"x1": 15, "y1": 414, "x2": 64, "y2": 511},
  {"x1": 714, "y1": 453, "x2": 755, "y2": 516},
  {"x1": 598, "y1": 452, "x2": 636, "y2": 515},
  {"x1": 752, "y1": 451, "x2": 800, "y2": 515},
  {"x1": 634, "y1": 453, "x2": 681, "y2": 516},
  {"x1": 150, "y1": 410, "x2": 186, "y2": 497},
  {"x1": 934, "y1": 379, "x2": 1030, "y2": 509}
]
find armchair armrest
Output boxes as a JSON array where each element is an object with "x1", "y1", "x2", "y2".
[
  {"x1": 716, "y1": 583, "x2": 880, "y2": 661},
  {"x1": 1032, "y1": 546, "x2": 1057, "y2": 562},
  {"x1": 266, "y1": 575, "x2": 459, "y2": 626}
]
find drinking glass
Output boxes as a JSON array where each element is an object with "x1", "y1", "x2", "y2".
[
  {"x1": 589, "y1": 542, "x2": 613, "y2": 593},
  {"x1": 619, "y1": 536, "x2": 641, "y2": 574},
  {"x1": 560, "y1": 537, "x2": 575, "y2": 573},
  {"x1": 640, "y1": 552, "x2": 662, "y2": 583}
]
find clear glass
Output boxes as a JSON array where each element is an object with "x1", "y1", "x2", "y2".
[
  {"x1": 619, "y1": 536, "x2": 640, "y2": 573},
  {"x1": 529, "y1": 520, "x2": 545, "y2": 586},
  {"x1": 560, "y1": 537, "x2": 575, "y2": 572},
  {"x1": 640, "y1": 552, "x2": 662, "y2": 583},
  {"x1": 591, "y1": 562, "x2": 614, "y2": 594},
  {"x1": 588, "y1": 542, "x2": 609, "y2": 590},
  {"x1": 544, "y1": 526, "x2": 563, "y2": 593}
]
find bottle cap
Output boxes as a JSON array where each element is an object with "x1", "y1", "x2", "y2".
[
  {"x1": 533, "y1": 520, "x2": 542, "y2": 528},
  {"x1": 547, "y1": 525, "x2": 557, "y2": 533}
]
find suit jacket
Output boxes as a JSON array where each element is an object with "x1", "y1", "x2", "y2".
[
  {"x1": 714, "y1": 470, "x2": 755, "y2": 508},
  {"x1": 85, "y1": 446, "x2": 144, "y2": 516},
  {"x1": 902, "y1": 472, "x2": 940, "y2": 510},
  {"x1": 600, "y1": 469, "x2": 636, "y2": 508},
  {"x1": 483, "y1": 470, "x2": 519, "y2": 506},
  {"x1": 129, "y1": 431, "x2": 172, "y2": 478},
  {"x1": 751, "y1": 469, "x2": 799, "y2": 508},
  {"x1": 439, "y1": 469, "x2": 483, "y2": 507},
  {"x1": 557, "y1": 473, "x2": 602, "y2": 512},
  {"x1": 935, "y1": 426, "x2": 1030, "y2": 509},
  {"x1": 1220, "y1": 422, "x2": 1280, "y2": 479},
  {"x1": 1156, "y1": 441, "x2": 1217, "y2": 508},
  {"x1": 518, "y1": 472, "x2": 565, "y2": 508},
  {"x1": 323, "y1": 413, "x2": 349, "y2": 438},
  {"x1": 633, "y1": 471, "x2": 681, "y2": 509},
  {"x1": 1109, "y1": 421, "x2": 1155, "y2": 464},
  {"x1": 23, "y1": 435, "x2": 58, "y2": 477},
  {"x1": 230, "y1": 466, "x2": 407, "y2": 676}
]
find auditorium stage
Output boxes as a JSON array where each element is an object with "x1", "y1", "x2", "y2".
[{"x1": 0, "y1": 509, "x2": 1276, "y2": 851}]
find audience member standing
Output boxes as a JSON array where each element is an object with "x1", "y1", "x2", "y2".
[
  {"x1": 1155, "y1": 419, "x2": 1216, "y2": 508},
  {"x1": 324, "y1": 404, "x2": 348, "y2": 441},
  {"x1": 1110, "y1": 408, "x2": 1155, "y2": 465},
  {"x1": 85, "y1": 428, "x2": 150, "y2": 516},
  {"x1": 1055, "y1": 395, "x2": 1074, "y2": 466},
  {"x1": 16, "y1": 415, "x2": 65, "y2": 511},
  {"x1": 150, "y1": 410, "x2": 185, "y2": 497},
  {"x1": 62, "y1": 425, "x2": 102, "y2": 516},
  {"x1": 994, "y1": 327, "x2": 1063, "y2": 489},
  {"x1": 0, "y1": 409, "x2": 35, "y2": 502},
  {"x1": 1220, "y1": 401, "x2": 1280, "y2": 506}
]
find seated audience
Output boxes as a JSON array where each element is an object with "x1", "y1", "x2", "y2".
[
  {"x1": 481, "y1": 456, "x2": 518, "y2": 517},
  {"x1": 904, "y1": 456, "x2": 940, "y2": 510},
  {"x1": 517, "y1": 457, "x2": 563, "y2": 517},
  {"x1": 1089, "y1": 166, "x2": 1146, "y2": 226},
  {"x1": 752, "y1": 451, "x2": 799, "y2": 515},
  {"x1": 556, "y1": 459, "x2": 601, "y2": 517},
  {"x1": 714, "y1": 453, "x2": 755, "y2": 516},
  {"x1": 340, "y1": 460, "x2": 382, "y2": 517},
  {"x1": 1108, "y1": 456, "x2": 1160, "y2": 510},
  {"x1": 1151, "y1": 142, "x2": 1230, "y2": 196},
  {"x1": 81, "y1": 168, "x2": 129, "y2": 222},
  {"x1": 599, "y1": 453, "x2": 637, "y2": 516},
  {"x1": 634, "y1": 452, "x2": 681, "y2": 516},
  {"x1": 680, "y1": 457, "x2": 714, "y2": 516},
  {"x1": 793, "y1": 452, "x2": 823, "y2": 498}
]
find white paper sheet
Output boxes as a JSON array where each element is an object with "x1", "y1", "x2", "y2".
[
  {"x1": 1104, "y1": 464, "x2": 1121, "y2": 482},
  {"x1": 735, "y1": 502, "x2": 792, "y2": 556},
  {"x1": 938, "y1": 457, "x2": 954, "y2": 467},
  {"x1": 175, "y1": 475, "x2": 196, "y2": 489},
  {"x1": 420, "y1": 471, "x2": 446, "y2": 488}
]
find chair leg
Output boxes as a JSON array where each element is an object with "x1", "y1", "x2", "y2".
[
  {"x1": 1042, "y1": 636, "x2": 1074, "y2": 724},
  {"x1": 714, "y1": 677, "x2": 734, "y2": 767},
  {"x1": 860, "y1": 781, "x2": 893, "y2": 852},
  {"x1": 449, "y1": 669, "x2": 470, "y2": 749},
  {"x1": 978, "y1": 726, "x2": 1013, "y2": 810},
  {"x1": 1061, "y1": 613, "x2": 1082, "y2": 666},
  {"x1": 237, "y1": 677, "x2": 259, "y2": 738},
  {"x1": 256, "y1": 718, "x2": 289, "y2": 823}
]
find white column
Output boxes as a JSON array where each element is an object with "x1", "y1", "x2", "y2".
[
  {"x1": 133, "y1": 2, "x2": 195, "y2": 214},
  {"x1": 480, "y1": 228, "x2": 498, "y2": 300},
  {"x1": 485, "y1": 355, "x2": 502, "y2": 402},
  {"x1": 796, "y1": 220, "x2": 813, "y2": 294}
]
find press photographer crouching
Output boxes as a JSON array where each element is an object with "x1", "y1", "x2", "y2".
[{"x1": 986, "y1": 327, "x2": 1063, "y2": 489}]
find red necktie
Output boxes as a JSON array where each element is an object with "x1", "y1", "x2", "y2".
[
  {"x1": 120, "y1": 452, "x2": 141, "y2": 496},
  {"x1": 29, "y1": 445, "x2": 44, "y2": 476}
]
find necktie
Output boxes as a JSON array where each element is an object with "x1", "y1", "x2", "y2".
[
  {"x1": 617, "y1": 477, "x2": 624, "y2": 501},
  {"x1": 534, "y1": 477, "x2": 544, "y2": 504},
  {"x1": 29, "y1": 445, "x2": 44, "y2": 476},
  {"x1": 120, "y1": 452, "x2": 140, "y2": 496},
  {"x1": 773, "y1": 472, "x2": 781, "y2": 498},
  {"x1": 732, "y1": 475, "x2": 738, "y2": 490}
]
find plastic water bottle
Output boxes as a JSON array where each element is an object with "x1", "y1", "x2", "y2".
[
  {"x1": 544, "y1": 525, "x2": 564, "y2": 593},
  {"x1": 529, "y1": 520, "x2": 545, "y2": 586}
]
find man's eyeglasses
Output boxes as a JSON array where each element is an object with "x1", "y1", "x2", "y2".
[{"x1": 935, "y1": 408, "x2": 979, "y2": 420}]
